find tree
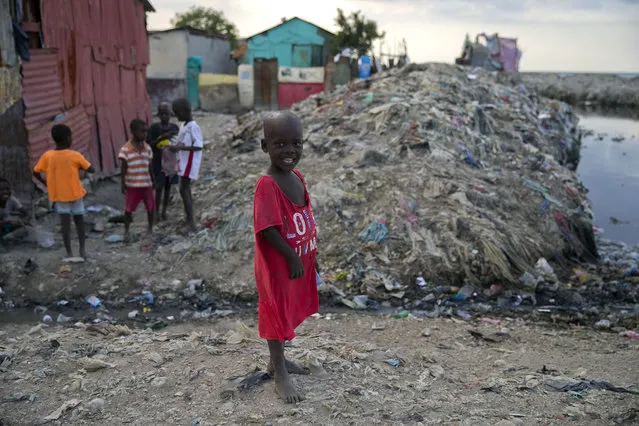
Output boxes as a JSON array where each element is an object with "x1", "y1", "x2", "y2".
[
  {"x1": 171, "y1": 6, "x2": 239, "y2": 47},
  {"x1": 331, "y1": 9, "x2": 385, "y2": 56}
]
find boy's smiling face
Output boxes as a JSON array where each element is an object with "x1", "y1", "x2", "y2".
[{"x1": 262, "y1": 113, "x2": 303, "y2": 173}]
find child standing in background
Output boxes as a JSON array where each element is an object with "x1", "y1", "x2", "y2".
[
  {"x1": 33, "y1": 124, "x2": 95, "y2": 258},
  {"x1": 148, "y1": 103, "x2": 179, "y2": 221},
  {"x1": 118, "y1": 119, "x2": 155, "y2": 241},
  {"x1": 170, "y1": 98, "x2": 203, "y2": 234}
]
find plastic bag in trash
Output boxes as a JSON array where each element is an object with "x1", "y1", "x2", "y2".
[{"x1": 24, "y1": 227, "x2": 55, "y2": 248}]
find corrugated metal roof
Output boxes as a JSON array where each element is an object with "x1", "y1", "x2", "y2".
[{"x1": 22, "y1": 49, "x2": 65, "y2": 131}]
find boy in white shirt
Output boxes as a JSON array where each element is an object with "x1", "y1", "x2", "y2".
[{"x1": 170, "y1": 98, "x2": 203, "y2": 233}]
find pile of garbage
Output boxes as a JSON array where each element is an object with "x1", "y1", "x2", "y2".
[
  {"x1": 203, "y1": 63, "x2": 604, "y2": 307},
  {"x1": 510, "y1": 72, "x2": 639, "y2": 108}
]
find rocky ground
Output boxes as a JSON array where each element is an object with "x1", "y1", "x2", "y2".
[
  {"x1": 1, "y1": 66, "x2": 639, "y2": 424},
  {"x1": 1, "y1": 312, "x2": 637, "y2": 425}
]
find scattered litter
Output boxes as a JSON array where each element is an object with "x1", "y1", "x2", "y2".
[
  {"x1": 359, "y1": 220, "x2": 388, "y2": 243},
  {"x1": 384, "y1": 359, "x2": 402, "y2": 367},
  {"x1": 620, "y1": 330, "x2": 639, "y2": 340},
  {"x1": 105, "y1": 234, "x2": 124, "y2": 243},
  {"x1": 85, "y1": 296, "x2": 102, "y2": 308},
  {"x1": 594, "y1": 319, "x2": 611, "y2": 330},
  {"x1": 545, "y1": 376, "x2": 639, "y2": 394},
  {"x1": 79, "y1": 357, "x2": 115, "y2": 372},
  {"x1": 62, "y1": 257, "x2": 85, "y2": 264},
  {"x1": 42, "y1": 399, "x2": 82, "y2": 421}
]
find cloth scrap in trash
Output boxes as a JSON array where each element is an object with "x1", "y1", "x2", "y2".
[
  {"x1": 545, "y1": 377, "x2": 639, "y2": 394},
  {"x1": 359, "y1": 220, "x2": 389, "y2": 243}
]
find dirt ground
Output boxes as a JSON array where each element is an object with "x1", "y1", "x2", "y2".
[{"x1": 0, "y1": 312, "x2": 637, "y2": 425}]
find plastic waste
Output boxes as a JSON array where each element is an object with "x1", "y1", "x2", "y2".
[
  {"x1": 359, "y1": 220, "x2": 388, "y2": 243},
  {"x1": 384, "y1": 359, "x2": 401, "y2": 367},
  {"x1": 415, "y1": 276, "x2": 427, "y2": 287},
  {"x1": 57, "y1": 314, "x2": 72, "y2": 323},
  {"x1": 105, "y1": 234, "x2": 124, "y2": 243},
  {"x1": 42, "y1": 315, "x2": 53, "y2": 323},
  {"x1": 86, "y1": 296, "x2": 102, "y2": 308},
  {"x1": 452, "y1": 284, "x2": 474, "y2": 301},
  {"x1": 620, "y1": 330, "x2": 639, "y2": 340},
  {"x1": 393, "y1": 310, "x2": 410, "y2": 319},
  {"x1": 535, "y1": 258, "x2": 555, "y2": 277},
  {"x1": 594, "y1": 319, "x2": 611, "y2": 330}
]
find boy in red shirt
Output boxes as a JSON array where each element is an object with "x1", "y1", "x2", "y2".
[
  {"x1": 118, "y1": 119, "x2": 155, "y2": 241},
  {"x1": 253, "y1": 111, "x2": 319, "y2": 403}
]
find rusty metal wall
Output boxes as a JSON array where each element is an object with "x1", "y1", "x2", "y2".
[{"x1": 18, "y1": 0, "x2": 152, "y2": 175}]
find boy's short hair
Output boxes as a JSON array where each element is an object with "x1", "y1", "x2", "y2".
[
  {"x1": 51, "y1": 124, "x2": 72, "y2": 144},
  {"x1": 0, "y1": 177, "x2": 9, "y2": 185},
  {"x1": 172, "y1": 98, "x2": 191, "y2": 112},
  {"x1": 130, "y1": 118, "x2": 147, "y2": 132}
]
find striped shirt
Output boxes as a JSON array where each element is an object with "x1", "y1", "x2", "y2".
[{"x1": 118, "y1": 141, "x2": 153, "y2": 188}]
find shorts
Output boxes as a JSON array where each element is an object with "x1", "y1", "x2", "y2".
[
  {"x1": 54, "y1": 198, "x2": 86, "y2": 215},
  {"x1": 155, "y1": 171, "x2": 179, "y2": 187},
  {"x1": 125, "y1": 187, "x2": 156, "y2": 213}
]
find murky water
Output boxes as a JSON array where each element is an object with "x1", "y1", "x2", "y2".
[{"x1": 577, "y1": 113, "x2": 639, "y2": 246}]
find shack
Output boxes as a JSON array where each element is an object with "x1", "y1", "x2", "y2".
[
  {"x1": 146, "y1": 26, "x2": 237, "y2": 110},
  {"x1": 0, "y1": 0, "x2": 154, "y2": 203},
  {"x1": 456, "y1": 33, "x2": 522, "y2": 72},
  {"x1": 238, "y1": 17, "x2": 334, "y2": 110}
]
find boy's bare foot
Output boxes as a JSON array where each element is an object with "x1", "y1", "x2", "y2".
[
  {"x1": 79, "y1": 249, "x2": 87, "y2": 260},
  {"x1": 123, "y1": 232, "x2": 132, "y2": 244},
  {"x1": 267, "y1": 359, "x2": 310, "y2": 376},
  {"x1": 161, "y1": 211, "x2": 168, "y2": 221},
  {"x1": 274, "y1": 371, "x2": 304, "y2": 404}
]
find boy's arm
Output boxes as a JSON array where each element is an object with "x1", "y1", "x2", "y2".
[
  {"x1": 86, "y1": 165, "x2": 95, "y2": 173},
  {"x1": 172, "y1": 145, "x2": 202, "y2": 152},
  {"x1": 261, "y1": 227, "x2": 304, "y2": 279},
  {"x1": 119, "y1": 159, "x2": 127, "y2": 194},
  {"x1": 148, "y1": 162, "x2": 155, "y2": 189}
]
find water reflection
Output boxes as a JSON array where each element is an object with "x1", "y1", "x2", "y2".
[{"x1": 577, "y1": 114, "x2": 639, "y2": 245}]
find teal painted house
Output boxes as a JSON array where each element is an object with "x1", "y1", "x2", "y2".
[
  {"x1": 246, "y1": 17, "x2": 334, "y2": 67},
  {"x1": 244, "y1": 17, "x2": 334, "y2": 110}
]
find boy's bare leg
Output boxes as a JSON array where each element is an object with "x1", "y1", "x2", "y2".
[
  {"x1": 154, "y1": 182, "x2": 163, "y2": 221},
  {"x1": 60, "y1": 214, "x2": 73, "y2": 257},
  {"x1": 146, "y1": 210, "x2": 154, "y2": 235},
  {"x1": 124, "y1": 212, "x2": 133, "y2": 243},
  {"x1": 179, "y1": 177, "x2": 196, "y2": 232},
  {"x1": 161, "y1": 180, "x2": 171, "y2": 221},
  {"x1": 267, "y1": 351, "x2": 310, "y2": 375},
  {"x1": 268, "y1": 340, "x2": 303, "y2": 403},
  {"x1": 73, "y1": 215, "x2": 86, "y2": 259}
]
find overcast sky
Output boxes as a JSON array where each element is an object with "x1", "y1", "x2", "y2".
[{"x1": 147, "y1": 0, "x2": 639, "y2": 72}]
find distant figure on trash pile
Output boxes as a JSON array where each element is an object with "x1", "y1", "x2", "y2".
[
  {"x1": 170, "y1": 98, "x2": 203, "y2": 234},
  {"x1": 33, "y1": 124, "x2": 95, "y2": 259},
  {"x1": 119, "y1": 119, "x2": 155, "y2": 242},
  {"x1": 148, "y1": 103, "x2": 179, "y2": 222},
  {"x1": 254, "y1": 111, "x2": 320, "y2": 404},
  {"x1": 0, "y1": 177, "x2": 29, "y2": 241}
]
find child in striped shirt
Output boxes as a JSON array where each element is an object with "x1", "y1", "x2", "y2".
[{"x1": 118, "y1": 119, "x2": 155, "y2": 241}]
